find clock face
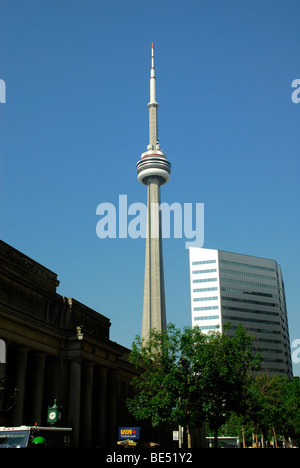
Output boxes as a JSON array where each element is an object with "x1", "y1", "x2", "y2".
[{"x1": 48, "y1": 411, "x2": 56, "y2": 420}]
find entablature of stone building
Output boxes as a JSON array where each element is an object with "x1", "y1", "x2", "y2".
[{"x1": 0, "y1": 240, "x2": 59, "y2": 294}]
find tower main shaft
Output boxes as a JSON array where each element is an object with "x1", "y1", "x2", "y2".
[{"x1": 136, "y1": 44, "x2": 171, "y2": 341}]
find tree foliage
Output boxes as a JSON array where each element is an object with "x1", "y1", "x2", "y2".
[
  {"x1": 127, "y1": 324, "x2": 207, "y2": 446},
  {"x1": 202, "y1": 324, "x2": 261, "y2": 447},
  {"x1": 230, "y1": 374, "x2": 300, "y2": 447},
  {"x1": 127, "y1": 323, "x2": 261, "y2": 447}
]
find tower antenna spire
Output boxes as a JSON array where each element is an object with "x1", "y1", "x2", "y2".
[
  {"x1": 148, "y1": 42, "x2": 159, "y2": 150},
  {"x1": 149, "y1": 42, "x2": 156, "y2": 105}
]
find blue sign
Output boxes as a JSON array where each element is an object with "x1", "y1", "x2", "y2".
[{"x1": 118, "y1": 427, "x2": 141, "y2": 440}]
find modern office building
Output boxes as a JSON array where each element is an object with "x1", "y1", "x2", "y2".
[
  {"x1": 189, "y1": 247, "x2": 293, "y2": 379},
  {"x1": 136, "y1": 44, "x2": 171, "y2": 341}
]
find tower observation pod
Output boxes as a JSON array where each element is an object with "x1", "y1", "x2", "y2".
[{"x1": 136, "y1": 44, "x2": 171, "y2": 341}]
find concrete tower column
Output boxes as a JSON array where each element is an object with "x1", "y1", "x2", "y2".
[{"x1": 142, "y1": 176, "x2": 166, "y2": 338}]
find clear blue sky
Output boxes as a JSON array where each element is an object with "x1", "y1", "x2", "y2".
[{"x1": 1, "y1": 0, "x2": 299, "y2": 375}]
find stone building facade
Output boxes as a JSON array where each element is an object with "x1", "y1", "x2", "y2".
[{"x1": 0, "y1": 240, "x2": 141, "y2": 447}]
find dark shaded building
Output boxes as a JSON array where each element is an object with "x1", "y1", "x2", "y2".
[{"x1": 0, "y1": 240, "x2": 141, "y2": 447}]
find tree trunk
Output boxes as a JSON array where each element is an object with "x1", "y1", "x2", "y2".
[
  {"x1": 255, "y1": 425, "x2": 259, "y2": 447},
  {"x1": 242, "y1": 426, "x2": 246, "y2": 448},
  {"x1": 186, "y1": 425, "x2": 192, "y2": 448},
  {"x1": 272, "y1": 427, "x2": 278, "y2": 448},
  {"x1": 214, "y1": 428, "x2": 218, "y2": 448}
]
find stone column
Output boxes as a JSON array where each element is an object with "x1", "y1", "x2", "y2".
[
  {"x1": 0, "y1": 340, "x2": 7, "y2": 426},
  {"x1": 67, "y1": 359, "x2": 82, "y2": 448},
  {"x1": 94, "y1": 366, "x2": 108, "y2": 447},
  {"x1": 107, "y1": 369, "x2": 118, "y2": 447},
  {"x1": 81, "y1": 361, "x2": 94, "y2": 448},
  {"x1": 11, "y1": 347, "x2": 28, "y2": 426},
  {"x1": 30, "y1": 352, "x2": 46, "y2": 425}
]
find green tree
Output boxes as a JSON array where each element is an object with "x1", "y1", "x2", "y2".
[
  {"x1": 253, "y1": 374, "x2": 300, "y2": 447},
  {"x1": 244, "y1": 374, "x2": 276, "y2": 447},
  {"x1": 127, "y1": 324, "x2": 208, "y2": 447},
  {"x1": 203, "y1": 325, "x2": 261, "y2": 447},
  {"x1": 284, "y1": 377, "x2": 300, "y2": 446},
  {"x1": 127, "y1": 323, "x2": 260, "y2": 448},
  {"x1": 209, "y1": 375, "x2": 300, "y2": 448},
  {"x1": 240, "y1": 374, "x2": 300, "y2": 448}
]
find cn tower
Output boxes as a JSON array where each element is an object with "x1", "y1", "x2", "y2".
[{"x1": 136, "y1": 44, "x2": 171, "y2": 341}]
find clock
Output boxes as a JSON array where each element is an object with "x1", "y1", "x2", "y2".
[
  {"x1": 48, "y1": 411, "x2": 57, "y2": 421},
  {"x1": 47, "y1": 407, "x2": 58, "y2": 424},
  {"x1": 47, "y1": 400, "x2": 60, "y2": 425}
]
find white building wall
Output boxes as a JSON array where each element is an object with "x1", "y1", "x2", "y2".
[{"x1": 189, "y1": 248, "x2": 222, "y2": 334}]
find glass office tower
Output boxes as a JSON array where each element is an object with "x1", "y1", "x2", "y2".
[{"x1": 189, "y1": 247, "x2": 293, "y2": 378}]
